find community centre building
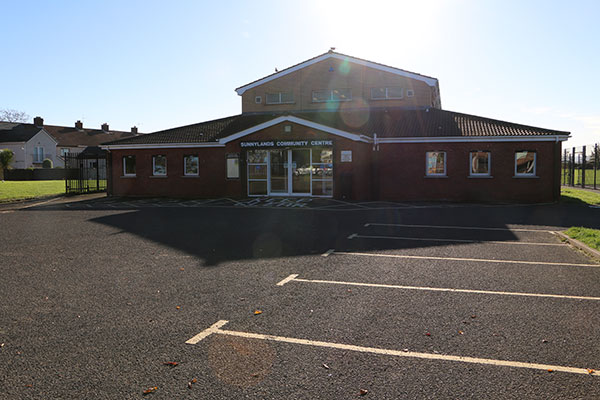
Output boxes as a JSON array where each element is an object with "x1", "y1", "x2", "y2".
[{"x1": 102, "y1": 51, "x2": 570, "y2": 203}]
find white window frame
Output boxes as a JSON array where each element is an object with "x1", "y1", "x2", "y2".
[
  {"x1": 255, "y1": 96, "x2": 262, "y2": 104},
  {"x1": 265, "y1": 91, "x2": 294, "y2": 105},
  {"x1": 312, "y1": 88, "x2": 352, "y2": 103},
  {"x1": 425, "y1": 151, "x2": 447, "y2": 176},
  {"x1": 226, "y1": 154, "x2": 240, "y2": 179},
  {"x1": 370, "y1": 87, "x2": 404, "y2": 100},
  {"x1": 406, "y1": 89, "x2": 415, "y2": 97},
  {"x1": 34, "y1": 146, "x2": 44, "y2": 163},
  {"x1": 469, "y1": 151, "x2": 491, "y2": 177},
  {"x1": 514, "y1": 151, "x2": 537, "y2": 177},
  {"x1": 183, "y1": 155, "x2": 199, "y2": 176},
  {"x1": 152, "y1": 155, "x2": 167, "y2": 176},
  {"x1": 123, "y1": 155, "x2": 136, "y2": 177}
]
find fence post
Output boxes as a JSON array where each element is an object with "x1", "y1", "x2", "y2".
[
  {"x1": 582, "y1": 146, "x2": 586, "y2": 188},
  {"x1": 595, "y1": 144, "x2": 598, "y2": 190},
  {"x1": 96, "y1": 156, "x2": 100, "y2": 192},
  {"x1": 571, "y1": 147, "x2": 575, "y2": 186}
]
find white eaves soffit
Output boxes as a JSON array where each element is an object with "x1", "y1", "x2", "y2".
[
  {"x1": 376, "y1": 135, "x2": 570, "y2": 143},
  {"x1": 235, "y1": 53, "x2": 439, "y2": 95},
  {"x1": 219, "y1": 116, "x2": 371, "y2": 144}
]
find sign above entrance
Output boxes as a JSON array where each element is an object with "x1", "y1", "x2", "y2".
[{"x1": 240, "y1": 139, "x2": 333, "y2": 148}]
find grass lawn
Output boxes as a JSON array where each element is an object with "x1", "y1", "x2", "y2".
[
  {"x1": 561, "y1": 187, "x2": 600, "y2": 205},
  {"x1": 0, "y1": 180, "x2": 65, "y2": 202},
  {"x1": 565, "y1": 227, "x2": 600, "y2": 251},
  {"x1": 561, "y1": 169, "x2": 600, "y2": 187}
]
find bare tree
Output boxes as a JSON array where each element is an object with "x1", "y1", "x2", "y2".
[{"x1": 0, "y1": 109, "x2": 30, "y2": 123}]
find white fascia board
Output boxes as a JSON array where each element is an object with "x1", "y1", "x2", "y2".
[
  {"x1": 377, "y1": 135, "x2": 570, "y2": 143},
  {"x1": 218, "y1": 115, "x2": 371, "y2": 144},
  {"x1": 102, "y1": 143, "x2": 225, "y2": 150},
  {"x1": 235, "y1": 53, "x2": 438, "y2": 95}
]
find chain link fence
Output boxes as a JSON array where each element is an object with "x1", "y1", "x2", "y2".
[{"x1": 562, "y1": 144, "x2": 600, "y2": 189}]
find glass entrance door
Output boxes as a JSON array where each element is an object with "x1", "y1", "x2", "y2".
[
  {"x1": 291, "y1": 149, "x2": 311, "y2": 194},
  {"x1": 269, "y1": 150, "x2": 288, "y2": 194}
]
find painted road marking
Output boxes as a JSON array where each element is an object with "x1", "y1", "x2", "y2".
[
  {"x1": 347, "y1": 233, "x2": 566, "y2": 247},
  {"x1": 321, "y1": 249, "x2": 335, "y2": 257},
  {"x1": 276, "y1": 274, "x2": 299, "y2": 286},
  {"x1": 333, "y1": 251, "x2": 600, "y2": 268},
  {"x1": 276, "y1": 274, "x2": 600, "y2": 301},
  {"x1": 364, "y1": 223, "x2": 554, "y2": 233},
  {"x1": 187, "y1": 320, "x2": 599, "y2": 376}
]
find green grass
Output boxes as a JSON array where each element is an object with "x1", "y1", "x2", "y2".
[
  {"x1": 561, "y1": 187, "x2": 600, "y2": 205},
  {"x1": 561, "y1": 169, "x2": 600, "y2": 187},
  {"x1": 565, "y1": 227, "x2": 600, "y2": 251},
  {"x1": 0, "y1": 180, "x2": 65, "y2": 202}
]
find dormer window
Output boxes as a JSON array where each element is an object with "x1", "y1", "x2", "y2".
[
  {"x1": 265, "y1": 91, "x2": 294, "y2": 104},
  {"x1": 312, "y1": 88, "x2": 352, "y2": 102},
  {"x1": 371, "y1": 87, "x2": 404, "y2": 100}
]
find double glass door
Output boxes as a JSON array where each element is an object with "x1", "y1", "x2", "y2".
[
  {"x1": 246, "y1": 148, "x2": 333, "y2": 197},
  {"x1": 269, "y1": 149, "x2": 311, "y2": 195}
]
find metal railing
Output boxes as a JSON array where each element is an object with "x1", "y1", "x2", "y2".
[
  {"x1": 64, "y1": 151, "x2": 108, "y2": 194},
  {"x1": 562, "y1": 144, "x2": 599, "y2": 189}
]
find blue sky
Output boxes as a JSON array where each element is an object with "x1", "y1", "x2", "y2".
[{"x1": 1, "y1": 0, "x2": 599, "y2": 146}]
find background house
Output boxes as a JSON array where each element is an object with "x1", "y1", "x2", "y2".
[{"x1": 0, "y1": 117, "x2": 141, "y2": 168}]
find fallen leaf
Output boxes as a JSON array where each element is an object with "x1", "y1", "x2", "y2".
[
  {"x1": 470, "y1": 315, "x2": 477, "y2": 319},
  {"x1": 425, "y1": 332, "x2": 431, "y2": 336},
  {"x1": 547, "y1": 369, "x2": 553, "y2": 373},
  {"x1": 179, "y1": 267, "x2": 185, "y2": 271},
  {"x1": 542, "y1": 339, "x2": 548, "y2": 343},
  {"x1": 254, "y1": 310, "x2": 262, "y2": 315},
  {"x1": 25, "y1": 384, "x2": 32, "y2": 388},
  {"x1": 458, "y1": 330, "x2": 464, "y2": 335},
  {"x1": 143, "y1": 386, "x2": 158, "y2": 395},
  {"x1": 187, "y1": 378, "x2": 197, "y2": 389},
  {"x1": 588, "y1": 369, "x2": 595, "y2": 375},
  {"x1": 322, "y1": 363, "x2": 330, "y2": 369},
  {"x1": 402, "y1": 348, "x2": 409, "y2": 352},
  {"x1": 0, "y1": 343, "x2": 4, "y2": 348},
  {"x1": 359, "y1": 389, "x2": 368, "y2": 396},
  {"x1": 176, "y1": 306, "x2": 181, "y2": 310},
  {"x1": 163, "y1": 361, "x2": 178, "y2": 367}
]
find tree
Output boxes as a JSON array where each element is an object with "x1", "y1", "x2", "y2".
[
  {"x1": 0, "y1": 149, "x2": 14, "y2": 180},
  {"x1": 0, "y1": 109, "x2": 29, "y2": 123}
]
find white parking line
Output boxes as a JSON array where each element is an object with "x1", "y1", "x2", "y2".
[
  {"x1": 364, "y1": 223, "x2": 554, "y2": 233},
  {"x1": 186, "y1": 320, "x2": 599, "y2": 376},
  {"x1": 276, "y1": 274, "x2": 600, "y2": 301},
  {"x1": 348, "y1": 233, "x2": 565, "y2": 247},
  {"x1": 333, "y1": 251, "x2": 600, "y2": 268}
]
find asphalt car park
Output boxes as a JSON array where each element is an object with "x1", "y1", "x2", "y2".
[{"x1": 0, "y1": 196, "x2": 599, "y2": 398}]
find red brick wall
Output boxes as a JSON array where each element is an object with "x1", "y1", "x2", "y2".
[{"x1": 376, "y1": 141, "x2": 561, "y2": 203}]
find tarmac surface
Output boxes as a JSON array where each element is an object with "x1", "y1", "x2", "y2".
[{"x1": 0, "y1": 195, "x2": 599, "y2": 398}]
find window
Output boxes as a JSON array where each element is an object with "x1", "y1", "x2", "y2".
[
  {"x1": 371, "y1": 87, "x2": 403, "y2": 100},
  {"x1": 312, "y1": 149, "x2": 333, "y2": 196},
  {"x1": 247, "y1": 150, "x2": 268, "y2": 195},
  {"x1": 406, "y1": 89, "x2": 415, "y2": 97},
  {"x1": 312, "y1": 88, "x2": 352, "y2": 102},
  {"x1": 470, "y1": 151, "x2": 490, "y2": 176},
  {"x1": 255, "y1": 96, "x2": 262, "y2": 104},
  {"x1": 152, "y1": 155, "x2": 167, "y2": 176},
  {"x1": 184, "y1": 155, "x2": 199, "y2": 176},
  {"x1": 515, "y1": 151, "x2": 536, "y2": 176},
  {"x1": 265, "y1": 91, "x2": 294, "y2": 104},
  {"x1": 226, "y1": 154, "x2": 240, "y2": 179},
  {"x1": 34, "y1": 146, "x2": 44, "y2": 162},
  {"x1": 123, "y1": 155, "x2": 136, "y2": 176},
  {"x1": 60, "y1": 148, "x2": 69, "y2": 158},
  {"x1": 426, "y1": 152, "x2": 446, "y2": 176}
]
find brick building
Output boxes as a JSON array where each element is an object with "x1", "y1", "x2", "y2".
[{"x1": 103, "y1": 51, "x2": 569, "y2": 203}]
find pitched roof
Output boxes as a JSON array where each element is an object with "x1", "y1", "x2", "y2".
[
  {"x1": 42, "y1": 124, "x2": 139, "y2": 147},
  {"x1": 102, "y1": 108, "x2": 569, "y2": 147},
  {"x1": 0, "y1": 122, "x2": 46, "y2": 142},
  {"x1": 235, "y1": 51, "x2": 439, "y2": 95}
]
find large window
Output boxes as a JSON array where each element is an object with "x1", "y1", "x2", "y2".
[
  {"x1": 247, "y1": 150, "x2": 268, "y2": 195},
  {"x1": 515, "y1": 151, "x2": 536, "y2": 176},
  {"x1": 34, "y1": 146, "x2": 44, "y2": 163},
  {"x1": 312, "y1": 88, "x2": 352, "y2": 102},
  {"x1": 184, "y1": 155, "x2": 199, "y2": 176},
  {"x1": 426, "y1": 152, "x2": 446, "y2": 176},
  {"x1": 312, "y1": 149, "x2": 333, "y2": 196},
  {"x1": 226, "y1": 154, "x2": 240, "y2": 179},
  {"x1": 371, "y1": 87, "x2": 404, "y2": 100},
  {"x1": 470, "y1": 151, "x2": 490, "y2": 176},
  {"x1": 123, "y1": 155, "x2": 136, "y2": 176},
  {"x1": 265, "y1": 91, "x2": 294, "y2": 104},
  {"x1": 152, "y1": 155, "x2": 167, "y2": 176}
]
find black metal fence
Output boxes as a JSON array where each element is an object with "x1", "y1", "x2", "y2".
[
  {"x1": 64, "y1": 151, "x2": 108, "y2": 194},
  {"x1": 562, "y1": 144, "x2": 600, "y2": 189}
]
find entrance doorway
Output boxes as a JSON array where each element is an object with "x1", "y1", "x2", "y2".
[{"x1": 246, "y1": 148, "x2": 333, "y2": 197}]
